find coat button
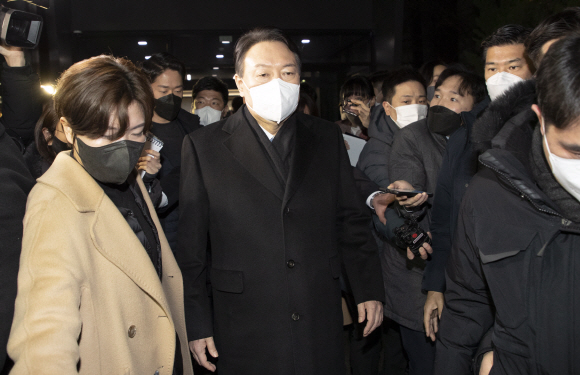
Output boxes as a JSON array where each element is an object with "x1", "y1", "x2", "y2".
[
  {"x1": 154, "y1": 371, "x2": 159, "y2": 375},
  {"x1": 287, "y1": 260, "x2": 295, "y2": 268},
  {"x1": 284, "y1": 206, "x2": 291, "y2": 214},
  {"x1": 128, "y1": 325, "x2": 137, "y2": 338},
  {"x1": 292, "y1": 313, "x2": 300, "y2": 321}
]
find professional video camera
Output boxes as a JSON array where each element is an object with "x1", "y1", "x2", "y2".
[
  {"x1": 0, "y1": 0, "x2": 48, "y2": 48},
  {"x1": 393, "y1": 214, "x2": 431, "y2": 258}
]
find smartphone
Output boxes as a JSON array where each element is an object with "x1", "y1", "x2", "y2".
[
  {"x1": 342, "y1": 99, "x2": 359, "y2": 116},
  {"x1": 382, "y1": 188, "x2": 433, "y2": 197}
]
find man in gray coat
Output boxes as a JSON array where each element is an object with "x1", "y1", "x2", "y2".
[{"x1": 387, "y1": 68, "x2": 487, "y2": 375}]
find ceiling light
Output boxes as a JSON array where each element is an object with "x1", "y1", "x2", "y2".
[
  {"x1": 216, "y1": 54, "x2": 224, "y2": 58},
  {"x1": 138, "y1": 41, "x2": 147, "y2": 46},
  {"x1": 219, "y1": 35, "x2": 233, "y2": 44},
  {"x1": 41, "y1": 85, "x2": 55, "y2": 95},
  {"x1": 212, "y1": 74, "x2": 217, "y2": 77},
  {"x1": 186, "y1": 74, "x2": 192, "y2": 81},
  {"x1": 301, "y1": 39, "x2": 310, "y2": 44},
  {"x1": 213, "y1": 67, "x2": 219, "y2": 70},
  {"x1": 145, "y1": 56, "x2": 151, "y2": 60}
]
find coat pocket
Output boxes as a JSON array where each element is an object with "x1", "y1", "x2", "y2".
[
  {"x1": 210, "y1": 268, "x2": 244, "y2": 293},
  {"x1": 329, "y1": 255, "x2": 341, "y2": 279},
  {"x1": 476, "y1": 221, "x2": 537, "y2": 329}
]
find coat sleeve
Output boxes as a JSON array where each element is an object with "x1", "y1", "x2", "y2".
[
  {"x1": 7, "y1": 196, "x2": 83, "y2": 374},
  {"x1": 1, "y1": 64, "x2": 44, "y2": 147},
  {"x1": 356, "y1": 139, "x2": 391, "y2": 189},
  {"x1": 422, "y1": 151, "x2": 453, "y2": 293},
  {"x1": 388, "y1": 127, "x2": 426, "y2": 190},
  {"x1": 335, "y1": 128, "x2": 385, "y2": 305},
  {"x1": 176, "y1": 134, "x2": 213, "y2": 341},
  {"x1": 434, "y1": 194, "x2": 494, "y2": 375}
]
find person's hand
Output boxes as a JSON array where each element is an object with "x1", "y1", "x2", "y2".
[
  {"x1": 406, "y1": 232, "x2": 432, "y2": 260},
  {"x1": 189, "y1": 337, "x2": 219, "y2": 372},
  {"x1": 423, "y1": 291, "x2": 444, "y2": 341},
  {"x1": 137, "y1": 150, "x2": 161, "y2": 175},
  {"x1": 357, "y1": 300, "x2": 383, "y2": 337},
  {"x1": 0, "y1": 44, "x2": 24, "y2": 67},
  {"x1": 371, "y1": 193, "x2": 396, "y2": 225},
  {"x1": 480, "y1": 351, "x2": 494, "y2": 375},
  {"x1": 344, "y1": 139, "x2": 350, "y2": 150},
  {"x1": 388, "y1": 180, "x2": 429, "y2": 207},
  {"x1": 349, "y1": 98, "x2": 374, "y2": 128}
]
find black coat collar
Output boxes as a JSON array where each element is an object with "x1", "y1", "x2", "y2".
[{"x1": 222, "y1": 106, "x2": 320, "y2": 206}]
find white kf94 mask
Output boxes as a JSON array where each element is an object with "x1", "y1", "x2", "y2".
[
  {"x1": 243, "y1": 78, "x2": 300, "y2": 123},
  {"x1": 196, "y1": 106, "x2": 222, "y2": 126},
  {"x1": 390, "y1": 103, "x2": 428, "y2": 128},
  {"x1": 542, "y1": 122, "x2": 580, "y2": 202},
  {"x1": 486, "y1": 72, "x2": 524, "y2": 101}
]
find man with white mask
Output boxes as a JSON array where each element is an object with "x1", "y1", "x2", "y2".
[
  {"x1": 435, "y1": 34, "x2": 580, "y2": 375},
  {"x1": 482, "y1": 24, "x2": 534, "y2": 101},
  {"x1": 177, "y1": 27, "x2": 384, "y2": 375},
  {"x1": 358, "y1": 68, "x2": 428, "y2": 188},
  {"x1": 191, "y1": 76, "x2": 229, "y2": 126}
]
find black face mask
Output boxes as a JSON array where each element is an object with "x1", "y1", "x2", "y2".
[
  {"x1": 76, "y1": 137, "x2": 145, "y2": 184},
  {"x1": 51, "y1": 136, "x2": 71, "y2": 155},
  {"x1": 154, "y1": 94, "x2": 182, "y2": 121},
  {"x1": 427, "y1": 105, "x2": 463, "y2": 136}
]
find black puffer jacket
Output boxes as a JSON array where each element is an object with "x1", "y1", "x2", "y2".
[{"x1": 435, "y1": 97, "x2": 580, "y2": 374}]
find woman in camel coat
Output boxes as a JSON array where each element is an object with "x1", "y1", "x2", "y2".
[{"x1": 7, "y1": 55, "x2": 193, "y2": 375}]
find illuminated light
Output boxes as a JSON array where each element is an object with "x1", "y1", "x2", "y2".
[
  {"x1": 186, "y1": 74, "x2": 192, "y2": 81},
  {"x1": 301, "y1": 39, "x2": 310, "y2": 44},
  {"x1": 222, "y1": 41, "x2": 230, "y2": 44},
  {"x1": 212, "y1": 74, "x2": 217, "y2": 77},
  {"x1": 138, "y1": 41, "x2": 147, "y2": 46},
  {"x1": 213, "y1": 67, "x2": 219, "y2": 70},
  {"x1": 41, "y1": 85, "x2": 55, "y2": 95},
  {"x1": 145, "y1": 56, "x2": 151, "y2": 60},
  {"x1": 216, "y1": 54, "x2": 224, "y2": 58}
]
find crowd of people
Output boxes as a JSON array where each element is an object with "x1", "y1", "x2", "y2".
[{"x1": 1, "y1": 6, "x2": 580, "y2": 375}]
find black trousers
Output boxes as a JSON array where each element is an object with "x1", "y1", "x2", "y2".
[{"x1": 399, "y1": 325, "x2": 436, "y2": 375}]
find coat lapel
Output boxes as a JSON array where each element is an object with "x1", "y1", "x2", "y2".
[
  {"x1": 222, "y1": 110, "x2": 285, "y2": 201},
  {"x1": 283, "y1": 115, "x2": 320, "y2": 207}
]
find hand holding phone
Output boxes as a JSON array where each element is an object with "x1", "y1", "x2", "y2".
[{"x1": 382, "y1": 188, "x2": 433, "y2": 197}]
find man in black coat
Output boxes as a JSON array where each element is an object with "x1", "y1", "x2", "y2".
[
  {"x1": 177, "y1": 27, "x2": 384, "y2": 375},
  {"x1": 0, "y1": 122, "x2": 35, "y2": 371},
  {"x1": 435, "y1": 35, "x2": 580, "y2": 375}
]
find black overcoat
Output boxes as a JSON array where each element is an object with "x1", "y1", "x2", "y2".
[{"x1": 177, "y1": 107, "x2": 384, "y2": 375}]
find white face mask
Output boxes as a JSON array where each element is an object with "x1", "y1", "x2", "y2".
[
  {"x1": 243, "y1": 78, "x2": 300, "y2": 123},
  {"x1": 389, "y1": 103, "x2": 428, "y2": 128},
  {"x1": 486, "y1": 72, "x2": 524, "y2": 101},
  {"x1": 195, "y1": 106, "x2": 223, "y2": 126},
  {"x1": 542, "y1": 121, "x2": 580, "y2": 202}
]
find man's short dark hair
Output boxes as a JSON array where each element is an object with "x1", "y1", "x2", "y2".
[
  {"x1": 435, "y1": 67, "x2": 487, "y2": 104},
  {"x1": 536, "y1": 34, "x2": 580, "y2": 130},
  {"x1": 192, "y1": 76, "x2": 229, "y2": 105},
  {"x1": 234, "y1": 27, "x2": 301, "y2": 77},
  {"x1": 525, "y1": 7, "x2": 580, "y2": 70},
  {"x1": 481, "y1": 24, "x2": 532, "y2": 59},
  {"x1": 381, "y1": 68, "x2": 426, "y2": 104},
  {"x1": 140, "y1": 52, "x2": 186, "y2": 83},
  {"x1": 340, "y1": 75, "x2": 374, "y2": 101}
]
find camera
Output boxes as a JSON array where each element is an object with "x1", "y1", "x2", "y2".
[
  {"x1": 393, "y1": 214, "x2": 431, "y2": 257},
  {"x1": 0, "y1": 1, "x2": 47, "y2": 49}
]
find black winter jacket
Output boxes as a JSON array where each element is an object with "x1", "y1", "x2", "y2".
[
  {"x1": 423, "y1": 98, "x2": 490, "y2": 293},
  {"x1": 435, "y1": 94, "x2": 580, "y2": 374},
  {"x1": 151, "y1": 109, "x2": 201, "y2": 251}
]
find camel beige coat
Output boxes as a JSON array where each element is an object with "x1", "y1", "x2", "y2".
[{"x1": 7, "y1": 153, "x2": 193, "y2": 375}]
